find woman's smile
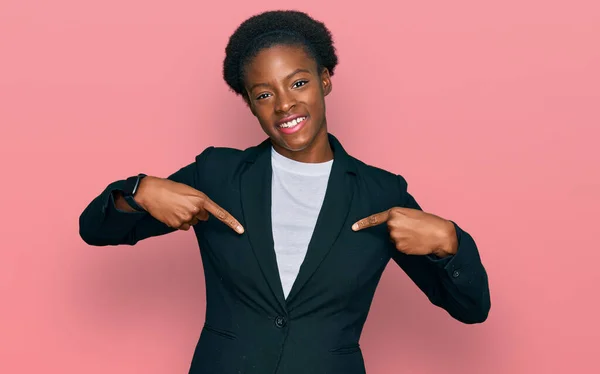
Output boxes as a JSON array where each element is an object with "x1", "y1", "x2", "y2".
[{"x1": 276, "y1": 115, "x2": 309, "y2": 134}]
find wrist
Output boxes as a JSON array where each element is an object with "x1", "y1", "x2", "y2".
[
  {"x1": 434, "y1": 220, "x2": 458, "y2": 257},
  {"x1": 133, "y1": 175, "x2": 157, "y2": 211},
  {"x1": 121, "y1": 173, "x2": 147, "y2": 211}
]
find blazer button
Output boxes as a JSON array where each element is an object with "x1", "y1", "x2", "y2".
[
  {"x1": 452, "y1": 270, "x2": 461, "y2": 278},
  {"x1": 274, "y1": 315, "x2": 287, "y2": 328}
]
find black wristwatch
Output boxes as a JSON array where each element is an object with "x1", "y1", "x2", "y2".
[{"x1": 122, "y1": 173, "x2": 147, "y2": 211}]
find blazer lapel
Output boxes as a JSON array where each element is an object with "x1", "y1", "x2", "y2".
[
  {"x1": 285, "y1": 134, "x2": 357, "y2": 305},
  {"x1": 240, "y1": 139, "x2": 287, "y2": 311}
]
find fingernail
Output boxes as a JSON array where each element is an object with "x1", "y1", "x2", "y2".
[
  {"x1": 352, "y1": 223, "x2": 358, "y2": 231},
  {"x1": 237, "y1": 225, "x2": 244, "y2": 233}
]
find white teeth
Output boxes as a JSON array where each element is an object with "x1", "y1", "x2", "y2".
[{"x1": 279, "y1": 117, "x2": 306, "y2": 128}]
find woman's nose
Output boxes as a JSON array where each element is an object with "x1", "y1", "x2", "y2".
[{"x1": 275, "y1": 91, "x2": 296, "y2": 113}]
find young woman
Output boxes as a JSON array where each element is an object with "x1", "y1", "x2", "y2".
[{"x1": 79, "y1": 10, "x2": 490, "y2": 374}]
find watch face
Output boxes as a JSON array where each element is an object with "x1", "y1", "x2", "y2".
[
  {"x1": 125, "y1": 174, "x2": 146, "y2": 196},
  {"x1": 131, "y1": 177, "x2": 141, "y2": 195},
  {"x1": 133, "y1": 174, "x2": 146, "y2": 195},
  {"x1": 124, "y1": 176, "x2": 138, "y2": 196}
]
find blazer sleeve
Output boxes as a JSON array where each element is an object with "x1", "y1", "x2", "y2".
[
  {"x1": 78, "y1": 146, "x2": 214, "y2": 246},
  {"x1": 390, "y1": 175, "x2": 491, "y2": 324}
]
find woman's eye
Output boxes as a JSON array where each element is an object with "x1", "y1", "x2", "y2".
[
  {"x1": 293, "y1": 80, "x2": 308, "y2": 88},
  {"x1": 256, "y1": 93, "x2": 271, "y2": 100}
]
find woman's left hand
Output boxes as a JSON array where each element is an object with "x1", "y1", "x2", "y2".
[{"x1": 352, "y1": 207, "x2": 458, "y2": 257}]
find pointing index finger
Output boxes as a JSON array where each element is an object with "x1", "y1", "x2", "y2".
[
  {"x1": 202, "y1": 197, "x2": 245, "y2": 234},
  {"x1": 352, "y1": 210, "x2": 391, "y2": 231}
]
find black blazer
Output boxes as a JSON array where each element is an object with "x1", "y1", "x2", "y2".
[{"x1": 79, "y1": 133, "x2": 490, "y2": 374}]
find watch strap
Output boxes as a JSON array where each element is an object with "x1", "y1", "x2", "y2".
[
  {"x1": 123, "y1": 173, "x2": 147, "y2": 212},
  {"x1": 124, "y1": 194, "x2": 145, "y2": 212}
]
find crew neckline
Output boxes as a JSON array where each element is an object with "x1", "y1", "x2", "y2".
[{"x1": 271, "y1": 146, "x2": 333, "y2": 176}]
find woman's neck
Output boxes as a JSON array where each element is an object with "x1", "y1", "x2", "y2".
[{"x1": 272, "y1": 128, "x2": 333, "y2": 163}]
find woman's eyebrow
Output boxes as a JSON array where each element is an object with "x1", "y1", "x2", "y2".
[{"x1": 249, "y1": 68, "x2": 311, "y2": 92}]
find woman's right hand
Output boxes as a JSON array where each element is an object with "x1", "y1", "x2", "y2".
[{"x1": 134, "y1": 176, "x2": 244, "y2": 233}]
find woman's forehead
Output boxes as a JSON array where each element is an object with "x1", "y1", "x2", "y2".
[{"x1": 245, "y1": 45, "x2": 317, "y2": 81}]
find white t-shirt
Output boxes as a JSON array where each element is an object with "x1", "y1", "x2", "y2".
[{"x1": 270, "y1": 147, "x2": 333, "y2": 299}]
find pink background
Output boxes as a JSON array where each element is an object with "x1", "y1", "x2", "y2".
[{"x1": 1, "y1": 1, "x2": 599, "y2": 373}]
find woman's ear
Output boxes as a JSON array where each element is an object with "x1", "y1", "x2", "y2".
[{"x1": 321, "y1": 68, "x2": 332, "y2": 96}]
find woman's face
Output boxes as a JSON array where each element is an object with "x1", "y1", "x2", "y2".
[{"x1": 243, "y1": 44, "x2": 332, "y2": 162}]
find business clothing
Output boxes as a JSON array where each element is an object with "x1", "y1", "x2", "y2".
[{"x1": 79, "y1": 133, "x2": 491, "y2": 374}]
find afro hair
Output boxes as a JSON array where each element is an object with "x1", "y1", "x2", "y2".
[{"x1": 223, "y1": 10, "x2": 338, "y2": 97}]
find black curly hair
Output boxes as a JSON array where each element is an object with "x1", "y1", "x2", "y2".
[{"x1": 223, "y1": 10, "x2": 338, "y2": 98}]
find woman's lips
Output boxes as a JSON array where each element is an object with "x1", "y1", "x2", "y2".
[{"x1": 276, "y1": 116, "x2": 308, "y2": 134}]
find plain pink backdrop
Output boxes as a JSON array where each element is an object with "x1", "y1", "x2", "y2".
[{"x1": 1, "y1": 1, "x2": 599, "y2": 373}]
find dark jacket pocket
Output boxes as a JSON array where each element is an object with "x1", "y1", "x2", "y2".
[
  {"x1": 202, "y1": 324, "x2": 238, "y2": 340},
  {"x1": 329, "y1": 343, "x2": 361, "y2": 355}
]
